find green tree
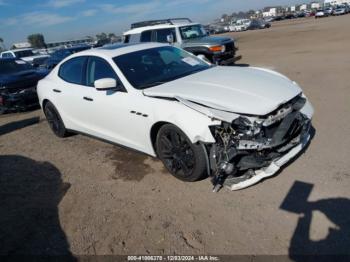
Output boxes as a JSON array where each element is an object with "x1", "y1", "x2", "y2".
[
  {"x1": 27, "y1": 33, "x2": 46, "y2": 49},
  {"x1": 108, "y1": 33, "x2": 116, "y2": 39},
  {"x1": 96, "y1": 32, "x2": 108, "y2": 41},
  {"x1": 221, "y1": 13, "x2": 228, "y2": 22},
  {"x1": 108, "y1": 33, "x2": 121, "y2": 43}
]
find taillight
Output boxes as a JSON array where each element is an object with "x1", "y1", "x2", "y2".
[{"x1": 0, "y1": 96, "x2": 3, "y2": 105}]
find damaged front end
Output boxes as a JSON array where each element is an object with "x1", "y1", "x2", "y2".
[
  {"x1": 0, "y1": 86, "x2": 39, "y2": 114},
  {"x1": 206, "y1": 95, "x2": 312, "y2": 192}
]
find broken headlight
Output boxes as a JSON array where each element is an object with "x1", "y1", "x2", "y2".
[{"x1": 231, "y1": 116, "x2": 262, "y2": 138}]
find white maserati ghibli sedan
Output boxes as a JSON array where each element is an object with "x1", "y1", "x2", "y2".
[{"x1": 37, "y1": 43, "x2": 314, "y2": 191}]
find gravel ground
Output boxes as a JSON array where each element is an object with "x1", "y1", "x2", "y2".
[{"x1": 1, "y1": 16, "x2": 350, "y2": 258}]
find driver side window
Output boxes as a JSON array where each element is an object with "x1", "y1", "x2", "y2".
[{"x1": 86, "y1": 57, "x2": 117, "y2": 87}]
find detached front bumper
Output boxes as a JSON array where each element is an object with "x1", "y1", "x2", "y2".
[
  {"x1": 225, "y1": 131, "x2": 311, "y2": 191},
  {"x1": 209, "y1": 95, "x2": 314, "y2": 191}
]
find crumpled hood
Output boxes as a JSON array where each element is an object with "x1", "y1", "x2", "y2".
[{"x1": 143, "y1": 66, "x2": 302, "y2": 116}]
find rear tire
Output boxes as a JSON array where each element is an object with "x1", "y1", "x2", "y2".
[
  {"x1": 44, "y1": 101, "x2": 68, "y2": 138},
  {"x1": 156, "y1": 124, "x2": 207, "y2": 182}
]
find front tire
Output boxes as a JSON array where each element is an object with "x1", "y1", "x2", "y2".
[
  {"x1": 156, "y1": 124, "x2": 207, "y2": 182},
  {"x1": 44, "y1": 101, "x2": 68, "y2": 138}
]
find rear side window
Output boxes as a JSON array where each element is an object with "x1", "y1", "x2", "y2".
[
  {"x1": 140, "y1": 30, "x2": 152, "y2": 42},
  {"x1": 127, "y1": 34, "x2": 141, "y2": 43},
  {"x1": 86, "y1": 57, "x2": 116, "y2": 86},
  {"x1": 155, "y1": 28, "x2": 177, "y2": 43},
  {"x1": 124, "y1": 35, "x2": 130, "y2": 43},
  {"x1": 59, "y1": 57, "x2": 87, "y2": 85}
]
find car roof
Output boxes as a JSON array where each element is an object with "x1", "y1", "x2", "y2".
[
  {"x1": 123, "y1": 22, "x2": 199, "y2": 35},
  {"x1": 11, "y1": 48, "x2": 34, "y2": 52},
  {"x1": 68, "y1": 42, "x2": 168, "y2": 59}
]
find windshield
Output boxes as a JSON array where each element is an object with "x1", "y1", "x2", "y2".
[
  {"x1": 0, "y1": 60, "x2": 33, "y2": 75},
  {"x1": 113, "y1": 46, "x2": 211, "y2": 90},
  {"x1": 14, "y1": 50, "x2": 35, "y2": 58},
  {"x1": 179, "y1": 24, "x2": 207, "y2": 40}
]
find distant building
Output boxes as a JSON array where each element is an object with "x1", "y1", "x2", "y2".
[
  {"x1": 311, "y1": 2, "x2": 322, "y2": 9},
  {"x1": 286, "y1": 5, "x2": 297, "y2": 12},
  {"x1": 262, "y1": 6, "x2": 282, "y2": 17},
  {"x1": 299, "y1": 4, "x2": 309, "y2": 10}
]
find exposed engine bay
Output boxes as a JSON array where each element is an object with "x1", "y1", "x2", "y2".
[{"x1": 206, "y1": 95, "x2": 312, "y2": 192}]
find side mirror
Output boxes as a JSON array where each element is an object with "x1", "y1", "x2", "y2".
[
  {"x1": 94, "y1": 78, "x2": 117, "y2": 91},
  {"x1": 166, "y1": 34, "x2": 174, "y2": 44}
]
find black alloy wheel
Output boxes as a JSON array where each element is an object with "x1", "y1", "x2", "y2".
[
  {"x1": 156, "y1": 124, "x2": 207, "y2": 182},
  {"x1": 44, "y1": 101, "x2": 68, "y2": 138}
]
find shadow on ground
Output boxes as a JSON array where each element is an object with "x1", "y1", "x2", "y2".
[
  {"x1": 0, "y1": 155, "x2": 75, "y2": 260},
  {"x1": 281, "y1": 181, "x2": 350, "y2": 261},
  {"x1": 0, "y1": 117, "x2": 40, "y2": 136}
]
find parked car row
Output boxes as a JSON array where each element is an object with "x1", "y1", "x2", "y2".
[
  {"x1": 212, "y1": 19, "x2": 271, "y2": 33},
  {"x1": 0, "y1": 44, "x2": 92, "y2": 69},
  {"x1": 0, "y1": 48, "x2": 49, "y2": 67},
  {"x1": 315, "y1": 5, "x2": 350, "y2": 18},
  {"x1": 40, "y1": 45, "x2": 91, "y2": 69}
]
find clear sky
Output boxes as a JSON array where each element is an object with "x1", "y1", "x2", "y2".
[{"x1": 0, "y1": 0, "x2": 309, "y2": 47}]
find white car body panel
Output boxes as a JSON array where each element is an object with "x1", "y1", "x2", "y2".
[
  {"x1": 143, "y1": 66, "x2": 302, "y2": 116},
  {"x1": 37, "y1": 44, "x2": 219, "y2": 156},
  {"x1": 37, "y1": 43, "x2": 314, "y2": 190},
  {"x1": 39, "y1": 79, "x2": 218, "y2": 157}
]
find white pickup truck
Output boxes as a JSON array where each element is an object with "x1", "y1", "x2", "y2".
[{"x1": 0, "y1": 48, "x2": 49, "y2": 67}]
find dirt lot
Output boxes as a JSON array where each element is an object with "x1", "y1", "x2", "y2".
[{"x1": 1, "y1": 16, "x2": 350, "y2": 257}]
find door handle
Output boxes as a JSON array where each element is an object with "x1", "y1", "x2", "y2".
[
  {"x1": 53, "y1": 89, "x2": 61, "y2": 93},
  {"x1": 83, "y1": 97, "x2": 93, "y2": 101}
]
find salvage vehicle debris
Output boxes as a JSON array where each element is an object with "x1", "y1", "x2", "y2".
[
  {"x1": 0, "y1": 58, "x2": 48, "y2": 114},
  {"x1": 37, "y1": 43, "x2": 313, "y2": 191}
]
